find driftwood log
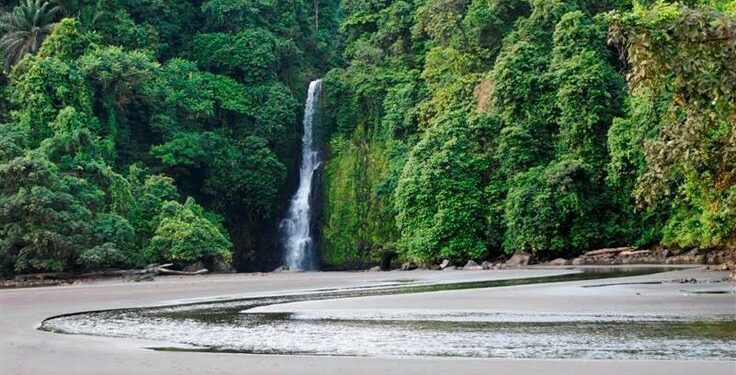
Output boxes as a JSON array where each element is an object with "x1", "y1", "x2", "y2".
[{"x1": 583, "y1": 247, "x2": 633, "y2": 257}]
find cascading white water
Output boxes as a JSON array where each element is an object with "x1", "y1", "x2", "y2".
[{"x1": 281, "y1": 79, "x2": 322, "y2": 271}]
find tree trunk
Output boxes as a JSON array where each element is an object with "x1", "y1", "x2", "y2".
[{"x1": 313, "y1": 0, "x2": 319, "y2": 31}]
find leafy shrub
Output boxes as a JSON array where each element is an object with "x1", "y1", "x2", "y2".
[
  {"x1": 145, "y1": 197, "x2": 232, "y2": 265},
  {"x1": 78, "y1": 243, "x2": 126, "y2": 269},
  {"x1": 503, "y1": 159, "x2": 601, "y2": 256},
  {"x1": 394, "y1": 111, "x2": 489, "y2": 261}
]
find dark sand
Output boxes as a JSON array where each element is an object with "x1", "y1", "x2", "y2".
[{"x1": 1, "y1": 267, "x2": 734, "y2": 374}]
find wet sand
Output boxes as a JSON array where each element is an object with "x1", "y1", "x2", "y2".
[
  {"x1": 253, "y1": 266, "x2": 735, "y2": 318},
  {"x1": 1, "y1": 267, "x2": 734, "y2": 374}
]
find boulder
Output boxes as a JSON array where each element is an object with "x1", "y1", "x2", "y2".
[
  {"x1": 401, "y1": 262, "x2": 418, "y2": 271},
  {"x1": 211, "y1": 258, "x2": 234, "y2": 273},
  {"x1": 183, "y1": 261, "x2": 206, "y2": 272},
  {"x1": 505, "y1": 252, "x2": 531, "y2": 267},
  {"x1": 463, "y1": 260, "x2": 483, "y2": 270},
  {"x1": 421, "y1": 262, "x2": 440, "y2": 270},
  {"x1": 668, "y1": 248, "x2": 719, "y2": 265},
  {"x1": 481, "y1": 261, "x2": 492, "y2": 270},
  {"x1": 707, "y1": 252, "x2": 724, "y2": 265},
  {"x1": 443, "y1": 266, "x2": 457, "y2": 271},
  {"x1": 380, "y1": 250, "x2": 397, "y2": 271},
  {"x1": 719, "y1": 259, "x2": 736, "y2": 271},
  {"x1": 549, "y1": 258, "x2": 569, "y2": 266},
  {"x1": 620, "y1": 250, "x2": 651, "y2": 257},
  {"x1": 368, "y1": 266, "x2": 382, "y2": 272},
  {"x1": 272, "y1": 265, "x2": 289, "y2": 273},
  {"x1": 439, "y1": 259, "x2": 452, "y2": 270},
  {"x1": 571, "y1": 257, "x2": 584, "y2": 265}
]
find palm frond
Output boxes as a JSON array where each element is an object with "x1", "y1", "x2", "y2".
[{"x1": 0, "y1": 0, "x2": 60, "y2": 71}]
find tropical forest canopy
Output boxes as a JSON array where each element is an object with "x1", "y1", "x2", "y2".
[{"x1": 0, "y1": 0, "x2": 733, "y2": 275}]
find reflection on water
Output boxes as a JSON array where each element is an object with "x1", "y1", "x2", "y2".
[{"x1": 40, "y1": 267, "x2": 736, "y2": 360}]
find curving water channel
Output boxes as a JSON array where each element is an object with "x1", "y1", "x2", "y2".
[{"x1": 40, "y1": 267, "x2": 736, "y2": 360}]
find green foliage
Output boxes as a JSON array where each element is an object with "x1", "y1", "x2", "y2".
[
  {"x1": 394, "y1": 111, "x2": 489, "y2": 261},
  {"x1": 420, "y1": 46, "x2": 477, "y2": 114},
  {"x1": 1, "y1": 0, "x2": 733, "y2": 275},
  {"x1": 78, "y1": 47, "x2": 158, "y2": 108},
  {"x1": 463, "y1": 0, "x2": 531, "y2": 55},
  {"x1": 205, "y1": 135, "x2": 286, "y2": 217},
  {"x1": 145, "y1": 197, "x2": 232, "y2": 264},
  {"x1": 609, "y1": 2, "x2": 736, "y2": 249},
  {"x1": 151, "y1": 131, "x2": 286, "y2": 218},
  {"x1": 503, "y1": 159, "x2": 600, "y2": 255},
  {"x1": 0, "y1": 153, "x2": 97, "y2": 273},
  {"x1": 62, "y1": 1, "x2": 160, "y2": 53},
  {"x1": 42, "y1": 106, "x2": 100, "y2": 157},
  {"x1": 319, "y1": 32, "x2": 426, "y2": 266},
  {"x1": 128, "y1": 172, "x2": 179, "y2": 242},
  {"x1": 37, "y1": 18, "x2": 97, "y2": 61},
  {"x1": 78, "y1": 242, "x2": 126, "y2": 269},
  {"x1": 321, "y1": 0, "x2": 736, "y2": 266},
  {"x1": 606, "y1": 92, "x2": 670, "y2": 247},
  {"x1": 321, "y1": 135, "x2": 405, "y2": 267},
  {"x1": 491, "y1": 5, "x2": 626, "y2": 256},
  {"x1": 0, "y1": 0, "x2": 61, "y2": 70},
  {"x1": 0, "y1": 123, "x2": 27, "y2": 162},
  {"x1": 151, "y1": 131, "x2": 208, "y2": 168},
  {"x1": 9, "y1": 55, "x2": 93, "y2": 144},
  {"x1": 413, "y1": 0, "x2": 468, "y2": 46},
  {"x1": 551, "y1": 12, "x2": 625, "y2": 171},
  {"x1": 126, "y1": 0, "x2": 196, "y2": 58},
  {"x1": 201, "y1": 0, "x2": 271, "y2": 29},
  {"x1": 0, "y1": 0, "x2": 329, "y2": 274},
  {"x1": 193, "y1": 30, "x2": 277, "y2": 82},
  {"x1": 78, "y1": 212, "x2": 135, "y2": 269},
  {"x1": 491, "y1": 38, "x2": 555, "y2": 176}
]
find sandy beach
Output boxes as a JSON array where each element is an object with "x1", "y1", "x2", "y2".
[{"x1": 1, "y1": 267, "x2": 734, "y2": 374}]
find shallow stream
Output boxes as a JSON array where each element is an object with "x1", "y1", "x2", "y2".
[{"x1": 40, "y1": 267, "x2": 736, "y2": 360}]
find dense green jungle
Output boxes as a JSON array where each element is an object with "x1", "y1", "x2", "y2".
[{"x1": 0, "y1": 0, "x2": 733, "y2": 276}]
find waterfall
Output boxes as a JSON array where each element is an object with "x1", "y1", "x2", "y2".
[{"x1": 281, "y1": 79, "x2": 322, "y2": 271}]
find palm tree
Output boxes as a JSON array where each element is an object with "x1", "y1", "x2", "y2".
[{"x1": 0, "y1": 0, "x2": 61, "y2": 71}]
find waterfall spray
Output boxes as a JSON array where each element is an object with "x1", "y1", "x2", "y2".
[{"x1": 281, "y1": 79, "x2": 322, "y2": 271}]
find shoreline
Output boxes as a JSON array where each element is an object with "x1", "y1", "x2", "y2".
[{"x1": 1, "y1": 255, "x2": 728, "y2": 290}]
